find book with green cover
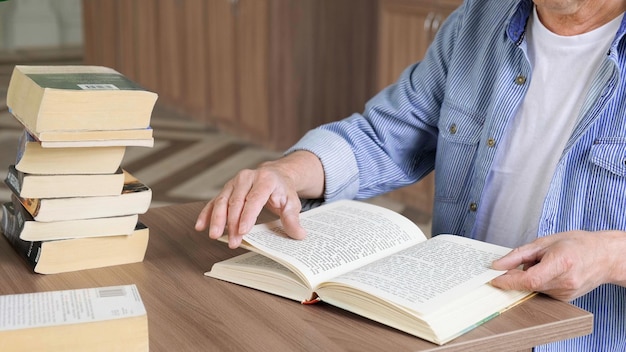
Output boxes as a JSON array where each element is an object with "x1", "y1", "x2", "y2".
[{"x1": 6, "y1": 65, "x2": 158, "y2": 133}]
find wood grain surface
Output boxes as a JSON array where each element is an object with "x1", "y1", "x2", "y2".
[{"x1": 0, "y1": 202, "x2": 592, "y2": 351}]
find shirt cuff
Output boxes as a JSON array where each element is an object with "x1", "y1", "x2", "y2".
[{"x1": 285, "y1": 129, "x2": 360, "y2": 205}]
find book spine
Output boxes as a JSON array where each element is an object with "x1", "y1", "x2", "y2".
[
  {"x1": 5, "y1": 188, "x2": 41, "y2": 219},
  {"x1": 14, "y1": 129, "x2": 33, "y2": 167},
  {"x1": 0, "y1": 202, "x2": 39, "y2": 271},
  {"x1": 4, "y1": 165, "x2": 23, "y2": 195}
]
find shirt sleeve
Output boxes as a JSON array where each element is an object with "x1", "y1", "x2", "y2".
[{"x1": 287, "y1": 6, "x2": 463, "y2": 205}]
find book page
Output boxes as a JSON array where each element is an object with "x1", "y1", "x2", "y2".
[
  {"x1": 0, "y1": 285, "x2": 146, "y2": 331},
  {"x1": 240, "y1": 200, "x2": 426, "y2": 289},
  {"x1": 207, "y1": 252, "x2": 314, "y2": 302},
  {"x1": 320, "y1": 234, "x2": 512, "y2": 315}
]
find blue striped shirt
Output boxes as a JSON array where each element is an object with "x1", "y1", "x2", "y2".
[{"x1": 288, "y1": 0, "x2": 626, "y2": 350}]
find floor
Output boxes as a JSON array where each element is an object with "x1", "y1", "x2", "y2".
[{"x1": 0, "y1": 50, "x2": 432, "y2": 237}]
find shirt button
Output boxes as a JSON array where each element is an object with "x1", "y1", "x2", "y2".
[
  {"x1": 449, "y1": 124, "x2": 458, "y2": 135},
  {"x1": 515, "y1": 75, "x2": 527, "y2": 85},
  {"x1": 487, "y1": 138, "x2": 496, "y2": 147},
  {"x1": 469, "y1": 202, "x2": 478, "y2": 212}
]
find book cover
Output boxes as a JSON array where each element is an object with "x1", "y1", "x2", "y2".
[
  {"x1": 8, "y1": 170, "x2": 152, "y2": 222},
  {"x1": 1, "y1": 202, "x2": 149, "y2": 274},
  {"x1": 0, "y1": 284, "x2": 148, "y2": 351},
  {"x1": 22, "y1": 123, "x2": 154, "y2": 147},
  {"x1": 15, "y1": 130, "x2": 126, "y2": 175},
  {"x1": 5, "y1": 164, "x2": 125, "y2": 198},
  {"x1": 6, "y1": 65, "x2": 158, "y2": 133},
  {"x1": 8, "y1": 197, "x2": 138, "y2": 241}
]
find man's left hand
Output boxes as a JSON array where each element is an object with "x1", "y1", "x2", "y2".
[{"x1": 491, "y1": 230, "x2": 626, "y2": 301}]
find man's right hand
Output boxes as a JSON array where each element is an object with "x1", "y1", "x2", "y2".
[{"x1": 194, "y1": 150, "x2": 325, "y2": 249}]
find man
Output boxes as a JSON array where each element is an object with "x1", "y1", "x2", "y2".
[{"x1": 196, "y1": 0, "x2": 626, "y2": 350}]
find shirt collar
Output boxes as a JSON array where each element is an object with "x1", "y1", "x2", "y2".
[{"x1": 506, "y1": 0, "x2": 533, "y2": 45}]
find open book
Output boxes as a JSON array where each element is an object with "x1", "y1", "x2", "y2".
[{"x1": 206, "y1": 200, "x2": 534, "y2": 345}]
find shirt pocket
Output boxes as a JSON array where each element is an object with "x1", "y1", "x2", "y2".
[
  {"x1": 434, "y1": 105, "x2": 483, "y2": 202},
  {"x1": 582, "y1": 138, "x2": 626, "y2": 230},
  {"x1": 589, "y1": 139, "x2": 626, "y2": 177}
]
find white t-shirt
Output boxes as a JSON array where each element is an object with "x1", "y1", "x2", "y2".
[{"x1": 473, "y1": 7, "x2": 623, "y2": 248}]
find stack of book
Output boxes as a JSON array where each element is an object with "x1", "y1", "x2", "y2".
[{"x1": 0, "y1": 65, "x2": 158, "y2": 274}]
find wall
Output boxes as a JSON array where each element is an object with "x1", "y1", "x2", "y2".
[
  {"x1": 81, "y1": 0, "x2": 378, "y2": 150},
  {"x1": 0, "y1": 0, "x2": 83, "y2": 51}
]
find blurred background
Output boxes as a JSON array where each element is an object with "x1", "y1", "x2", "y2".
[{"x1": 0, "y1": 0, "x2": 462, "y2": 231}]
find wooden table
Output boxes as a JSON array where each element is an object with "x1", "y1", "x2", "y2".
[{"x1": 0, "y1": 202, "x2": 593, "y2": 351}]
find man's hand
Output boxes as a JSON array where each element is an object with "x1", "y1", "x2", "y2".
[
  {"x1": 194, "y1": 151, "x2": 324, "y2": 249},
  {"x1": 491, "y1": 230, "x2": 626, "y2": 301}
]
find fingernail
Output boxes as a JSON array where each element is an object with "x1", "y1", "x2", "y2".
[
  {"x1": 209, "y1": 226, "x2": 221, "y2": 238},
  {"x1": 238, "y1": 222, "x2": 249, "y2": 235}
]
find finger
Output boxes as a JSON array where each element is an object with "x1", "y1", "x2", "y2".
[
  {"x1": 194, "y1": 201, "x2": 213, "y2": 231},
  {"x1": 281, "y1": 210, "x2": 307, "y2": 240},
  {"x1": 209, "y1": 180, "x2": 240, "y2": 240},
  {"x1": 261, "y1": 181, "x2": 306, "y2": 240},
  {"x1": 492, "y1": 257, "x2": 565, "y2": 293},
  {"x1": 208, "y1": 194, "x2": 229, "y2": 240},
  {"x1": 236, "y1": 180, "x2": 276, "y2": 235},
  {"x1": 237, "y1": 169, "x2": 304, "y2": 237},
  {"x1": 278, "y1": 195, "x2": 306, "y2": 240},
  {"x1": 490, "y1": 268, "x2": 528, "y2": 291},
  {"x1": 228, "y1": 234, "x2": 244, "y2": 249},
  {"x1": 492, "y1": 269, "x2": 572, "y2": 301},
  {"x1": 492, "y1": 244, "x2": 543, "y2": 270},
  {"x1": 225, "y1": 175, "x2": 256, "y2": 248}
]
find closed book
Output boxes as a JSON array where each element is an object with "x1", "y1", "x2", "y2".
[
  {"x1": 28, "y1": 126, "x2": 154, "y2": 148},
  {"x1": 0, "y1": 285, "x2": 148, "y2": 351},
  {"x1": 15, "y1": 130, "x2": 126, "y2": 175},
  {"x1": 9, "y1": 170, "x2": 152, "y2": 222},
  {"x1": 1, "y1": 202, "x2": 149, "y2": 274},
  {"x1": 6, "y1": 65, "x2": 158, "y2": 133},
  {"x1": 8, "y1": 197, "x2": 138, "y2": 241},
  {"x1": 5, "y1": 164, "x2": 125, "y2": 198}
]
